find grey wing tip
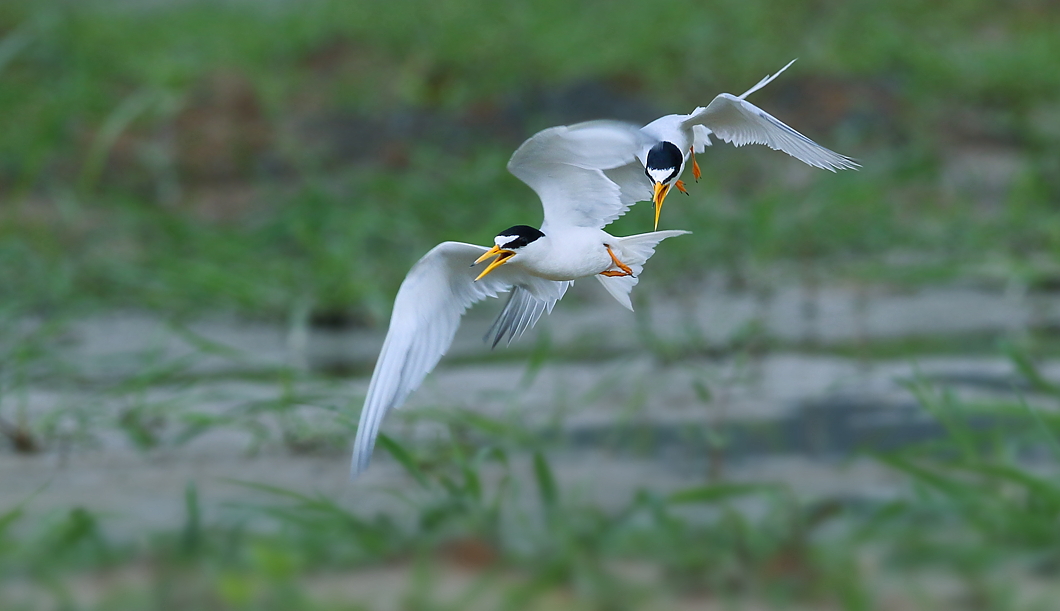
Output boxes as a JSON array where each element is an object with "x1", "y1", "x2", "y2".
[
  {"x1": 484, "y1": 289, "x2": 524, "y2": 349},
  {"x1": 483, "y1": 321, "x2": 505, "y2": 349},
  {"x1": 802, "y1": 149, "x2": 861, "y2": 173},
  {"x1": 350, "y1": 430, "x2": 378, "y2": 480},
  {"x1": 826, "y1": 155, "x2": 862, "y2": 172},
  {"x1": 350, "y1": 448, "x2": 371, "y2": 480}
]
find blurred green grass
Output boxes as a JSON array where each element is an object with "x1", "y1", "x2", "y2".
[
  {"x1": 0, "y1": 0, "x2": 1058, "y2": 320},
  {"x1": 3, "y1": 369, "x2": 1060, "y2": 610},
  {"x1": 3, "y1": 2, "x2": 1060, "y2": 608}
]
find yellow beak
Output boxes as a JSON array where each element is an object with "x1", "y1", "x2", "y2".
[
  {"x1": 652, "y1": 182, "x2": 671, "y2": 231},
  {"x1": 473, "y1": 245, "x2": 515, "y2": 281}
]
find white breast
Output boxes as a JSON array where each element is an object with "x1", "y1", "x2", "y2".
[{"x1": 511, "y1": 227, "x2": 614, "y2": 281}]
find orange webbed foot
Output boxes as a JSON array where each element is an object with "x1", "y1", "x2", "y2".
[
  {"x1": 675, "y1": 180, "x2": 689, "y2": 195},
  {"x1": 601, "y1": 244, "x2": 634, "y2": 277},
  {"x1": 691, "y1": 149, "x2": 701, "y2": 181}
]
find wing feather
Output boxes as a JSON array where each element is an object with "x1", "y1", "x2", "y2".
[
  {"x1": 508, "y1": 121, "x2": 651, "y2": 229},
  {"x1": 684, "y1": 94, "x2": 859, "y2": 172},
  {"x1": 351, "y1": 242, "x2": 568, "y2": 477},
  {"x1": 485, "y1": 281, "x2": 571, "y2": 348},
  {"x1": 485, "y1": 290, "x2": 520, "y2": 348},
  {"x1": 485, "y1": 288, "x2": 525, "y2": 348}
]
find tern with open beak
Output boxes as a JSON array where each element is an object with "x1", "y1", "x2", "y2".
[
  {"x1": 351, "y1": 121, "x2": 689, "y2": 477},
  {"x1": 531, "y1": 60, "x2": 860, "y2": 230}
]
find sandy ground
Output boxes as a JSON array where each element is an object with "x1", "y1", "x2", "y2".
[{"x1": 2, "y1": 282, "x2": 1056, "y2": 541}]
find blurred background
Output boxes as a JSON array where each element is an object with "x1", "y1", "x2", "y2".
[{"x1": 2, "y1": 0, "x2": 1060, "y2": 609}]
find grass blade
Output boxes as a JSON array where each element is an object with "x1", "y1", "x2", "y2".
[
  {"x1": 1019, "y1": 397, "x2": 1060, "y2": 460},
  {"x1": 532, "y1": 451, "x2": 558, "y2": 512},
  {"x1": 377, "y1": 434, "x2": 429, "y2": 487},
  {"x1": 1006, "y1": 343, "x2": 1060, "y2": 395}
]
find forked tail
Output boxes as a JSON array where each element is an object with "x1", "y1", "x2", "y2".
[
  {"x1": 738, "y1": 58, "x2": 797, "y2": 100},
  {"x1": 596, "y1": 230, "x2": 689, "y2": 310}
]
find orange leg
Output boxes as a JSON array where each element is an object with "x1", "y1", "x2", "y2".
[
  {"x1": 600, "y1": 244, "x2": 634, "y2": 277},
  {"x1": 690, "y1": 148, "x2": 701, "y2": 181},
  {"x1": 674, "y1": 179, "x2": 689, "y2": 195}
]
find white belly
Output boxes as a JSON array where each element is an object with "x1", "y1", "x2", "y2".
[{"x1": 511, "y1": 227, "x2": 615, "y2": 281}]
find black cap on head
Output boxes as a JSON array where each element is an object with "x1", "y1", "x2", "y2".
[
  {"x1": 645, "y1": 141, "x2": 683, "y2": 183},
  {"x1": 494, "y1": 225, "x2": 544, "y2": 249}
]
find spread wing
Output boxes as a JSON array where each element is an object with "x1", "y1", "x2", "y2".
[
  {"x1": 684, "y1": 60, "x2": 859, "y2": 171},
  {"x1": 484, "y1": 285, "x2": 567, "y2": 348},
  {"x1": 351, "y1": 242, "x2": 569, "y2": 477},
  {"x1": 507, "y1": 121, "x2": 653, "y2": 230}
]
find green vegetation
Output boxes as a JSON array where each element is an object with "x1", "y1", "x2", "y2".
[
  {"x1": 3, "y1": 0, "x2": 1060, "y2": 609},
  {"x1": 1, "y1": 297, "x2": 1059, "y2": 608},
  {"x1": 3, "y1": 357, "x2": 1060, "y2": 609},
  {"x1": 0, "y1": 0, "x2": 1058, "y2": 319}
]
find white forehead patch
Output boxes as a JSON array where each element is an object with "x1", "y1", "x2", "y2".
[
  {"x1": 648, "y1": 167, "x2": 675, "y2": 184},
  {"x1": 495, "y1": 234, "x2": 519, "y2": 247}
]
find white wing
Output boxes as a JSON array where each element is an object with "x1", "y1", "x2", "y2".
[
  {"x1": 351, "y1": 241, "x2": 569, "y2": 477},
  {"x1": 684, "y1": 60, "x2": 857, "y2": 171},
  {"x1": 485, "y1": 285, "x2": 566, "y2": 348},
  {"x1": 508, "y1": 121, "x2": 653, "y2": 230},
  {"x1": 684, "y1": 94, "x2": 858, "y2": 171}
]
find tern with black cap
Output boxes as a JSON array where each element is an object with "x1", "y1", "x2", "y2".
[
  {"x1": 533, "y1": 60, "x2": 860, "y2": 230},
  {"x1": 643, "y1": 59, "x2": 859, "y2": 228},
  {"x1": 350, "y1": 121, "x2": 689, "y2": 477}
]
